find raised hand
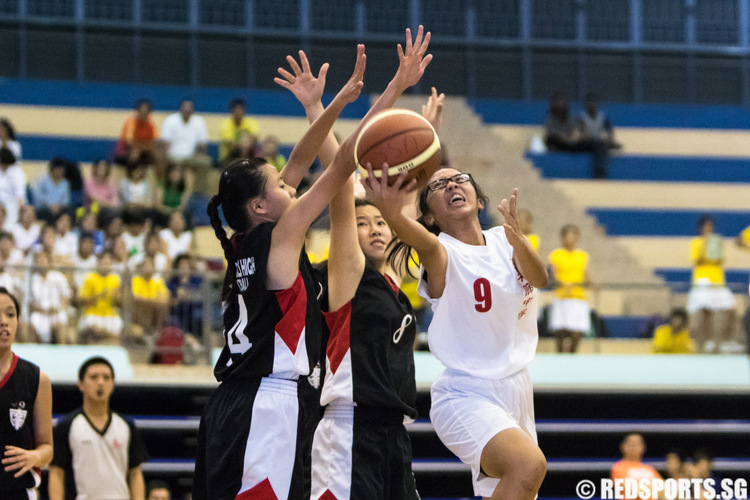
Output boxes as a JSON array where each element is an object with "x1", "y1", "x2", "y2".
[
  {"x1": 336, "y1": 44, "x2": 367, "y2": 104},
  {"x1": 274, "y1": 50, "x2": 329, "y2": 108},
  {"x1": 360, "y1": 163, "x2": 417, "y2": 220},
  {"x1": 393, "y1": 25, "x2": 433, "y2": 93},
  {"x1": 497, "y1": 188, "x2": 526, "y2": 249},
  {"x1": 422, "y1": 86, "x2": 445, "y2": 133}
]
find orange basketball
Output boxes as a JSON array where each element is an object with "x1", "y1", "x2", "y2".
[{"x1": 355, "y1": 108, "x2": 442, "y2": 187}]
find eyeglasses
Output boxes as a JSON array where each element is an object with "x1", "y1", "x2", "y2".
[{"x1": 426, "y1": 173, "x2": 473, "y2": 192}]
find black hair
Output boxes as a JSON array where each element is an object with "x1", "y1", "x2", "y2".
[
  {"x1": 122, "y1": 207, "x2": 147, "y2": 226},
  {"x1": 666, "y1": 449, "x2": 686, "y2": 462},
  {"x1": 78, "y1": 356, "x2": 114, "y2": 381},
  {"x1": 172, "y1": 253, "x2": 192, "y2": 270},
  {"x1": 692, "y1": 449, "x2": 713, "y2": 463},
  {"x1": 78, "y1": 230, "x2": 95, "y2": 242},
  {"x1": 146, "y1": 480, "x2": 171, "y2": 495},
  {"x1": 0, "y1": 230, "x2": 12, "y2": 241},
  {"x1": 0, "y1": 286, "x2": 20, "y2": 317},
  {"x1": 387, "y1": 170, "x2": 489, "y2": 278},
  {"x1": 207, "y1": 158, "x2": 269, "y2": 261},
  {"x1": 164, "y1": 163, "x2": 186, "y2": 192},
  {"x1": 0, "y1": 147, "x2": 16, "y2": 166},
  {"x1": 49, "y1": 156, "x2": 68, "y2": 170},
  {"x1": 669, "y1": 307, "x2": 688, "y2": 324},
  {"x1": 0, "y1": 118, "x2": 16, "y2": 140},
  {"x1": 135, "y1": 98, "x2": 152, "y2": 111},
  {"x1": 230, "y1": 98, "x2": 246, "y2": 110}
]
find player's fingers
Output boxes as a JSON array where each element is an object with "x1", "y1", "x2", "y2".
[
  {"x1": 299, "y1": 50, "x2": 311, "y2": 73},
  {"x1": 403, "y1": 178, "x2": 419, "y2": 193},
  {"x1": 13, "y1": 463, "x2": 32, "y2": 478},
  {"x1": 3, "y1": 447, "x2": 22, "y2": 457},
  {"x1": 276, "y1": 67, "x2": 295, "y2": 82},
  {"x1": 397, "y1": 43, "x2": 405, "y2": 60},
  {"x1": 420, "y1": 54, "x2": 433, "y2": 70},
  {"x1": 318, "y1": 62, "x2": 329, "y2": 80},
  {"x1": 405, "y1": 28, "x2": 413, "y2": 52},
  {"x1": 364, "y1": 163, "x2": 379, "y2": 191},
  {"x1": 287, "y1": 55, "x2": 303, "y2": 76},
  {"x1": 413, "y1": 25, "x2": 423, "y2": 49},
  {"x1": 420, "y1": 31, "x2": 432, "y2": 54}
]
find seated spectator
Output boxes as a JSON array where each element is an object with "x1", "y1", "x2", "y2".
[
  {"x1": 161, "y1": 98, "x2": 211, "y2": 195},
  {"x1": 0, "y1": 147, "x2": 26, "y2": 231},
  {"x1": 0, "y1": 117, "x2": 22, "y2": 163},
  {"x1": 159, "y1": 212, "x2": 195, "y2": 260},
  {"x1": 687, "y1": 215, "x2": 740, "y2": 354},
  {"x1": 130, "y1": 231, "x2": 168, "y2": 274},
  {"x1": 167, "y1": 254, "x2": 203, "y2": 337},
  {"x1": 691, "y1": 449, "x2": 719, "y2": 483},
  {"x1": 146, "y1": 480, "x2": 172, "y2": 500},
  {"x1": 114, "y1": 98, "x2": 159, "y2": 167},
  {"x1": 219, "y1": 97, "x2": 260, "y2": 163},
  {"x1": 544, "y1": 92, "x2": 609, "y2": 179},
  {"x1": 131, "y1": 259, "x2": 169, "y2": 337},
  {"x1": 155, "y1": 164, "x2": 190, "y2": 222},
  {"x1": 120, "y1": 161, "x2": 155, "y2": 212},
  {"x1": 109, "y1": 236, "x2": 129, "y2": 274},
  {"x1": 33, "y1": 157, "x2": 71, "y2": 224},
  {"x1": 0, "y1": 260, "x2": 22, "y2": 301},
  {"x1": 260, "y1": 135, "x2": 286, "y2": 171},
  {"x1": 548, "y1": 224, "x2": 592, "y2": 353},
  {"x1": 63, "y1": 157, "x2": 84, "y2": 209},
  {"x1": 104, "y1": 214, "x2": 124, "y2": 243},
  {"x1": 663, "y1": 449, "x2": 691, "y2": 480},
  {"x1": 11, "y1": 205, "x2": 41, "y2": 254},
  {"x1": 222, "y1": 130, "x2": 258, "y2": 167},
  {"x1": 610, "y1": 433, "x2": 661, "y2": 500},
  {"x1": 84, "y1": 158, "x2": 121, "y2": 222},
  {"x1": 76, "y1": 209, "x2": 106, "y2": 255},
  {"x1": 651, "y1": 308, "x2": 695, "y2": 354},
  {"x1": 517, "y1": 207, "x2": 540, "y2": 253},
  {"x1": 73, "y1": 231, "x2": 98, "y2": 291},
  {"x1": 577, "y1": 92, "x2": 620, "y2": 150},
  {"x1": 28, "y1": 251, "x2": 72, "y2": 344},
  {"x1": 121, "y1": 208, "x2": 149, "y2": 261},
  {"x1": 53, "y1": 212, "x2": 78, "y2": 262},
  {"x1": 0, "y1": 231, "x2": 24, "y2": 268},
  {"x1": 78, "y1": 250, "x2": 123, "y2": 345}
]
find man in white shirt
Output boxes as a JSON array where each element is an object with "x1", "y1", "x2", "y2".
[
  {"x1": 160, "y1": 98, "x2": 213, "y2": 195},
  {"x1": 0, "y1": 147, "x2": 26, "y2": 231}
]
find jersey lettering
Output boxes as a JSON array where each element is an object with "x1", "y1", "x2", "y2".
[
  {"x1": 473, "y1": 278, "x2": 492, "y2": 312},
  {"x1": 393, "y1": 314, "x2": 413, "y2": 344},
  {"x1": 226, "y1": 294, "x2": 252, "y2": 358}
]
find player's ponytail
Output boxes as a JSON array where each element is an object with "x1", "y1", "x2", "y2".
[{"x1": 207, "y1": 195, "x2": 232, "y2": 261}]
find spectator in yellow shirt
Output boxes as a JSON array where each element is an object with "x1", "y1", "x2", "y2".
[
  {"x1": 218, "y1": 98, "x2": 260, "y2": 162},
  {"x1": 548, "y1": 224, "x2": 592, "y2": 353},
  {"x1": 78, "y1": 250, "x2": 123, "y2": 344},
  {"x1": 131, "y1": 258, "x2": 169, "y2": 337},
  {"x1": 736, "y1": 224, "x2": 750, "y2": 252},
  {"x1": 651, "y1": 308, "x2": 695, "y2": 354},
  {"x1": 687, "y1": 215, "x2": 738, "y2": 353}
]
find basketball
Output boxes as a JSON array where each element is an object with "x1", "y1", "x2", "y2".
[{"x1": 355, "y1": 108, "x2": 442, "y2": 187}]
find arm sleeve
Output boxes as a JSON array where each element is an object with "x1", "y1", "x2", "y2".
[
  {"x1": 198, "y1": 117, "x2": 209, "y2": 144},
  {"x1": 160, "y1": 116, "x2": 174, "y2": 141},
  {"x1": 50, "y1": 415, "x2": 73, "y2": 469},
  {"x1": 126, "y1": 418, "x2": 149, "y2": 468}
]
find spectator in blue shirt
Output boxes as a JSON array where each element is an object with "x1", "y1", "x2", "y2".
[{"x1": 33, "y1": 158, "x2": 71, "y2": 224}]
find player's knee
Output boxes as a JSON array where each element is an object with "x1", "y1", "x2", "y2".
[{"x1": 511, "y1": 448, "x2": 547, "y2": 493}]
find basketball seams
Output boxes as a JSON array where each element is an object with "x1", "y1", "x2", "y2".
[{"x1": 357, "y1": 127, "x2": 433, "y2": 159}]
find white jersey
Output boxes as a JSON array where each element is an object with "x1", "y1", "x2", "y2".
[{"x1": 418, "y1": 226, "x2": 538, "y2": 379}]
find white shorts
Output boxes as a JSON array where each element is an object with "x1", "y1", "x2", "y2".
[
  {"x1": 79, "y1": 314, "x2": 124, "y2": 336},
  {"x1": 687, "y1": 285, "x2": 736, "y2": 313},
  {"x1": 548, "y1": 298, "x2": 591, "y2": 333},
  {"x1": 29, "y1": 311, "x2": 68, "y2": 344},
  {"x1": 430, "y1": 368, "x2": 537, "y2": 498}
]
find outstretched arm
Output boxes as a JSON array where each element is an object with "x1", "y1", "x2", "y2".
[
  {"x1": 276, "y1": 45, "x2": 366, "y2": 189},
  {"x1": 498, "y1": 189, "x2": 549, "y2": 288},
  {"x1": 362, "y1": 165, "x2": 448, "y2": 299}
]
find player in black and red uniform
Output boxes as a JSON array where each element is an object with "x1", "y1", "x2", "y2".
[
  {"x1": 193, "y1": 47, "x2": 366, "y2": 500},
  {"x1": 0, "y1": 287, "x2": 53, "y2": 500},
  {"x1": 275, "y1": 26, "x2": 435, "y2": 500}
]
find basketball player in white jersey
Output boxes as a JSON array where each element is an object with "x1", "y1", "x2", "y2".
[{"x1": 363, "y1": 168, "x2": 548, "y2": 500}]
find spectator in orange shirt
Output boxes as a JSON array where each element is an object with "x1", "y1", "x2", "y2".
[
  {"x1": 610, "y1": 433, "x2": 662, "y2": 500},
  {"x1": 114, "y1": 98, "x2": 159, "y2": 167}
]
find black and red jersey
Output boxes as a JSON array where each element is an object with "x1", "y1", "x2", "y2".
[
  {"x1": 214, "y1": 222, "x2": 323, "y2": 383},
  {"x1": 321, "y1": 263, "x2": 417, "y2": 420}
]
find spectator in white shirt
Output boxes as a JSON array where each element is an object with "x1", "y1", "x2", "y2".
[
  {"x1": 53, "y1": 213, "x2": 78, "y2": 262},
  {"x1": 0, "y1": 147, "x2": 26, "y2": 231},
  {"x1": 11, "y1": 205, "x2": 41, "y2": 254},
  {"x1": 160, "y1": 99, "x2": 212, "y2": 196},
  {"x1": 28, "y1": 251, "x2": 72, "y2": 344},
  {"x1": 0, "y1": 231, "x2": 24, "y2": 268},
  {"x1": 158, "y1": 212, "x2": 196, "y2": 260}
]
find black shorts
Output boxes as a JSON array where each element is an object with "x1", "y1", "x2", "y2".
[
  {"x1": 193, "y1": 376, "x2": 312, "y2": 500},
  {"x1": 310, "y1": 405, "x2": 419, "y2": 500}
]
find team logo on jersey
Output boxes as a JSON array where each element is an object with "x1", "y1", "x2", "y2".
[
  {"x1": 9, "y1": 401, "x2": 27, "y2": 431},
  {"x1": 393, "y1": 314, "x2": 414, "y2": 344},
  {"x1": 307, "y1": 362, "x2": 321, "y2": 389}
]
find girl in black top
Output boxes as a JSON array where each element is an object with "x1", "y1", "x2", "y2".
[{"x1": 0, "y1": 287, "x2": 53, "y2": 500}]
